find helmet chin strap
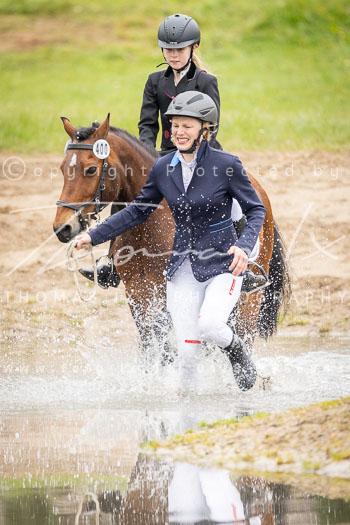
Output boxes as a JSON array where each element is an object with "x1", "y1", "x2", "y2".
[{"x1": 180, "y1": 125, "x2": 205, "y2": 154}]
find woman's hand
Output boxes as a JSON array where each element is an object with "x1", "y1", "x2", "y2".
[
  {"x1": 74, "y1": 233, "x2": 92, "y2": 250},
  {"x1": 228, "y1": 245, "x2": 248, "y2": 276}
]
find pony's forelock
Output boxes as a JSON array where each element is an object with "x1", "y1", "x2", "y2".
[{"x1": 74, "y1": 127, "x2": 95, "y2": 141}]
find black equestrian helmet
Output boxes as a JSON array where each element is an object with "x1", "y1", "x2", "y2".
[{"x1": 158, "y1": 14, "x2": 201, "y2": 49}]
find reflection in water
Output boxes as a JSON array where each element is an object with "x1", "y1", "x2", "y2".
[
  {"x1": 168, "y1": 463, "x2": 259, "y2": 523},
  {"x1": 1, "y1": 454, "x2": 350, "y2": 524},
  {"x1": 0, "y1": 410, "x2": 350, "y2": 524},
  {"x1": 1, "y1": 337, "x2": 350, "y2": 522}
]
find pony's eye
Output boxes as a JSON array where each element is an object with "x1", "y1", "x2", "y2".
[{"x1": 85, "y1": 166, "x2": 97, "y2": 176}]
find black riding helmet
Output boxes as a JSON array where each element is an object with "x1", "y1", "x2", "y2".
[
  {"x1": 158, "y1": 14, "x2": 201, "y2": 49},
  {"x1": 165, "y1": 91, "x2": 218, "y2": 153}
]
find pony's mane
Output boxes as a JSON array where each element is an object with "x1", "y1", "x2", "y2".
[{"x1": 75, "y1": 122, "x2": 159, "y2": 160}]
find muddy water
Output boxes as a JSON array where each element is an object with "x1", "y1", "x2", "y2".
[{"x1": 1, "y1": 335, "x2": 350, "y2": 523}]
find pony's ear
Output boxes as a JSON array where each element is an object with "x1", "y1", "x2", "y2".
[
  {"x1": 92, "y1": 113, "x2": 110, "y2": 140},
  {"x1": 61, "y1": 117, "x2": 76, "y2": 140}
]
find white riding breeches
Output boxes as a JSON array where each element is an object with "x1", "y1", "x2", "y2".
[
  {"x1": 167, "y1": 258, "x2": 243, "y2": 388},
  {"x1": 231, "y1": 198, "x2": 243, "y2": 221},
  {"x1": 232, "y1": 199, "x2": 260, "y2": 262}
]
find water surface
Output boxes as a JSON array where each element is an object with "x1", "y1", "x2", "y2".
[{"x1": 1, "y1": 335, "x2": 350, "y2": 523}]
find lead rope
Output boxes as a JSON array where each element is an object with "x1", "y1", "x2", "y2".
[
  {"x1": 75, "y1": 492, "x2": 100, "y2": 524},
  {"x1": 67, "y1": 240, "x2": 98, "y2": 302}
]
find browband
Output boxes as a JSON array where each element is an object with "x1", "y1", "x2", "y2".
[{"x1": 67, "y1": 144, "x2": 93, "y2": 151}]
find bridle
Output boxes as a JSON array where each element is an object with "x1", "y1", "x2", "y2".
[{"x1": 56, "y1": 143, "x2": 109, "y2": 229}]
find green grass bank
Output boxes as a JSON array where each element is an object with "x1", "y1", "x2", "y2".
[{"x1": 145, "y1": 397, "x2": 350, "y2": 499}]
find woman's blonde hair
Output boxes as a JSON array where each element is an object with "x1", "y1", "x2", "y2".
[
  {"x1": 192, "y1": 47, "x2": 212, "y2": 75},
  {"x1": 202, "y1": 123, "x2": 212, "y2": 142}
]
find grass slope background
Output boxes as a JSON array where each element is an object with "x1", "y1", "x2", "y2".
[{"x1": 0, "y1": 0, "x2": 349, "y2": 153}]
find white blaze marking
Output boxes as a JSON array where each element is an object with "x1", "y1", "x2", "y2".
[{"x1": 69, "y1": 154, "x2": 77, "y2": 167}]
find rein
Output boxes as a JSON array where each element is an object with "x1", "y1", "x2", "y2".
[
  {"x1": 56, "y1": 143, "x2": 109, "y2": 229},
  {"x1": 66, "y1": 240, "x2": 98, "y2": 302}
]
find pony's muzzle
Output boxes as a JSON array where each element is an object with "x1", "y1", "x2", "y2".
[
  {"x1": 53, "y1": 223, "x2": 73, "y2": 243},
  {"x1": 53, "y1": 221, "x2": 82, "y2": 243}
]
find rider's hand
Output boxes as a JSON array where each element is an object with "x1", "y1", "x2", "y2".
[
  {"x1": 228, "y1": 245, "x2": 248, "y2": 276},
  {"x1": 75, "y1": 233, "x2": 92, "y2": 250}
]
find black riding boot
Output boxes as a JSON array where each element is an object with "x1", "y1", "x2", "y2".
[
  {"x1": 233, "y1": 215, "x2": 267, "y2": 294},
  {"x1": 79, "y1": 258, "x2": 121, "y2": 289},
  {"x1": 223, "y1": 334, "x2": 257, "y2": 391},
  {"x1": 241, "y1": 271, "x2": 267, "y2": 294},
  {"x1": 78, "y1": 228, "x2": 121, "y2": 290},
  {"x1": 233, "y1": 215, "x2": 247, "y2": 237}
]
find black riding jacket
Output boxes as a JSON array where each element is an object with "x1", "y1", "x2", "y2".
[{"x1": 138, "y1": 61, "x2": 222, "y2": 153}]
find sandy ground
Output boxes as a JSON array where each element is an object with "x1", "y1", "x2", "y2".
[
  {"x1": 0, "y1": 149, "x2": 349, "y2": 350},
  {"x1": 0, "y1": 15, "x2": 116, "y2": 54}
]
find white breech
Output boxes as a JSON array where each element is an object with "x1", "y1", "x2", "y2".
[
  {"x1": 231, "y1": 199, "x2": 260, "y2": 262},
  {"x1": 231, "y1": 198, "x2": 243, "y2": 221},
  {"x1": 167, "y1": 258, "x2": 243, "y2": 389}
]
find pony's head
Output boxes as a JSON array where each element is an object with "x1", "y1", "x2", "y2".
[{"x1": 53, "y1": 114, "x2": 112, "y2": 242}]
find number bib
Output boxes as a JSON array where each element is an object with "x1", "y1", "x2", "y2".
[{"x1": 93, "y1": 139, "x2": 110, "y2": 159}]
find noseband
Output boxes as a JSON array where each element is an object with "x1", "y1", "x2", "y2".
[{"x1": 56, "y1": 143, "x2": 109, "y2": 229}]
